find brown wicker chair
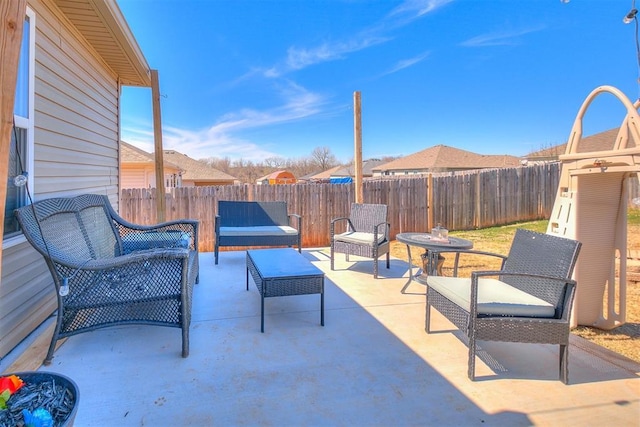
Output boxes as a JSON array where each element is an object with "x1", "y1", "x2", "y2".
[
  {"x1": 330, "y1": 203, "x2": 390, "y2": 278},
  {"x1": 14, "y1": 194, "x2": 199, "y2": 365},
  {"x1": 425, "y1": 229, "x2": 581, "y2": 383}
]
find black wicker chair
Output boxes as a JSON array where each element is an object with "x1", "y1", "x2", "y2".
[
  {"x1": 14, "y1": 194, "x2": 199, "y2": 365},
  {"x1": 330, "y1": 203, "x2": 390, "y2": 279},
  {"x1": 425, "y1": 229, "x2": 581, "y2": 383}
]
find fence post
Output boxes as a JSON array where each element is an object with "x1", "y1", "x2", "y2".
[{"x1": 427, "y1": 173, "x2": 433, "y2": 230}]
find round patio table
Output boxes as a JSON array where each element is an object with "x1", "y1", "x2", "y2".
[{"x1": 397, "y1": 232, "x2": 473, "y2": 293}]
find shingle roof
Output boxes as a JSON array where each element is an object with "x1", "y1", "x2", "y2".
[
  {"x1": 374, "y1": 145, "x2": 522, "y2": 172},
  {"x1": 162, "y1": 150, "x2": 237, "y2": 181},
  {"x1": 256, "y1": 170, "x2": 296, "y2": 181},
  {"x1": 305, "y1": 165, "x2": 343, "y2": 180},
  {"x1": 526, "y1": 128, "x2": 638, "y2": 159},
  {"x1": 121, "y1": 141, "x2": 182, "y2": 170},
  {"x1": 331, "y1": 159, "x2": 387, "y2": 177}
]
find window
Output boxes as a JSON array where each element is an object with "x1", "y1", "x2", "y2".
[{"x1": 4, "y1": 8, "x2": 35, "y2": 243}]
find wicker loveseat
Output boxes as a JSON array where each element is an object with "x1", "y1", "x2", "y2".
[
  {"x1": 14, "y1": 194, "x2": 199, "y2": 365},
  {"x1": 425, "y1": 229, "x2": 581, "y2": 383},
  {"x1": 214, "y1": 200, "x2": 301, "y2": 264}
]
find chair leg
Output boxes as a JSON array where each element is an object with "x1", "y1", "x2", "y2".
[
  {"x1": 373, "y1": 257, "x2": 379, "y2": 279},
  {"x1": 182, "y1": 326, "x2": 189, "y2": 358},
  {"x1": 386, "y1": 252, "x2": 390, "y2": 269},
  {"x1": 425, "y1": 300, "x2": 432, "y2": 333},
  {"x1": 468, "y1": 335, "x2": 476, "y2": 381},
  {"x1": 330, "y1": 242, "x2": 335, "y2": 271},
  {"x1": 44, "y1": 337, "x2": 56, "y2": 366},
  {"x1": 560, "y1": 344, "x2": 569, "y2": 384}
]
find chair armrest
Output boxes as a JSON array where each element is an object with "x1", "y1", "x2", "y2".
[
  {"x1": 288, "y1": 213, "x2": 302, "y2": 230},
  {"x1": 57, "y1": 248, "x2": 190, "y2": 271},
  {"x1": 373, "y1": 221, "x2": 390, "y2": 241},
  {"x1": 49, "y1": 248, "x2": 191, "y2": 298},
  {"x1": 433, "y1": 250, "x2": 507, "y2": 277},
  {"x1": 330, "y1": 217, "x2": 353, "y2": 236}
]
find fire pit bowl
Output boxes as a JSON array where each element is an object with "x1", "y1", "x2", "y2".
[{"x1": 0, "y1": 371, "x2": 79, "y2": 427}]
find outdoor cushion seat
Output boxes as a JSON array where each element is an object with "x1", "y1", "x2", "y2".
[
  {"x1": 219, "y1": 226, "x2": 299, "y2": 237},
  {"x1": 333, "y1": 231, "x2": 386, "y2": 245},
  {"x1": 426, "y1": 276, "x2": 556, "y2": 318}
]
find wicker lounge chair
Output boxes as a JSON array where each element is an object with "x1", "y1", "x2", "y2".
[
  {"x1": 425, "y1": 229, "x2": 581, "y2": 383},
  {"x1": 14, "y1": 194, "x2": 199, "y2": 365},
  {"x1": 330, "y1": 203, "x2": 390, "y2": 279}
]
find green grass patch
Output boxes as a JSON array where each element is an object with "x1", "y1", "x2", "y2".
[{"x1": 628, "y1": 208, "x2": 640, "y2": 225}]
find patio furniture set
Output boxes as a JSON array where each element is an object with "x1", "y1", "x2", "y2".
[{"x1": 15, "y1": 195, "x2": 582, "y2": 383}]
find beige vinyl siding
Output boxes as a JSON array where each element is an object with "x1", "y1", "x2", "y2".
[
  {"x1": 0, "y1": 0, "x2": 123, "y2": 359},
  {"x1": 0, "y1": 244, "x2": 54, "y2": 358},
  {"x1": 34, "y1": 0, "x2": 119, "y2": 200},
  {"x1": 122, "y1": 166, "x2": 153, "y2": 189}
]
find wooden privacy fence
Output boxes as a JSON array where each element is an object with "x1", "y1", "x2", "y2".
[{"x1": 120, "y1": 163, "x2": 574, "y2": 253}]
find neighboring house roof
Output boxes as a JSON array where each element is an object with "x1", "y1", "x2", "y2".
[
  {"x1": 162, "y1": 150, "x2": 237, "y2": 182},
  {"x1": 257, "y1": 170, "x2": 292, "y2": 181},
  {"x1": 55, "y1": 0, "x2": 151, "y2": 86},
  {"x1": 121, "y1": 141, "x2": 182, "y2": 170},
  {"x1": 306, "y1": 165, "x2": 343, "y2": 180},
  {"x1": 331, "y1": 159, "x2": 387, "y2": 177},
  {"x1": 374, "y1": 145, "x2": 522, "y2": 172},
  {"x1": 526, "y1": 128, "x2": 638, "y2": 160}
]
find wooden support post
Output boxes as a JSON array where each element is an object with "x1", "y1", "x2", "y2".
[
  {"x1": 151, "y1": 69, "x2": 166, "y2": 222},
  {"x1": 427, "y1": 173, "x2": 433, "y2": 231},
  {"x1": 353, "y1": 91, "x2": 363, "y2": 204},
  {"x1": 0, "y1": 0, "x2": 28, "y2": 277}
]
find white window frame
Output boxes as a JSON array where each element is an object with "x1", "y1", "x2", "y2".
[{"x1": 4, "y1": 7, "x2": 36, "y2": 248}]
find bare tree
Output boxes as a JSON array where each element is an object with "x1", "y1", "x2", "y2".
[
  {"x1": 264, "y1": 156, "x2": 286, "y2": 169},
  {"x1": 201, "y1": 156, "x2": 232, "y2": 173},
  {"x1": 310, "y1": 146, "x2": 338, "y2": 171}
]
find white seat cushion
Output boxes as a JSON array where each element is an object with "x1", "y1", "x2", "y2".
[
  {"x1": 426, "y1": 276, "x2": 555, "y2": 318},
  {"x1": 219, "y1": 226, "x2": 298, "y2": 236},
  {"x1": 334, "y1": 231, "x2": 386, "y2": 245}
]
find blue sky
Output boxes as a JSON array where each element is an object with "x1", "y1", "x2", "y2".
[{"x1": 118, "y1": 0, "x2": 640, "y2": 163}]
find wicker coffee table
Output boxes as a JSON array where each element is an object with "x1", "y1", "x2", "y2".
[{"x1": 246, "y1": 248, "x2": 325, "y2": 332}]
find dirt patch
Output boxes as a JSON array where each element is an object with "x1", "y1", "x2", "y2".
[{"x1": 390, "y1": 220, "x2": 640, "y2": 364}]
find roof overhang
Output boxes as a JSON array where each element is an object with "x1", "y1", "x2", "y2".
[{"x1": 53, "y1": 0, "x2": 151, "y2": 87}]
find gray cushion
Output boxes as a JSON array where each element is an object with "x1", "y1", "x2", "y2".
[
  {"x1": 219, "y1": 226, "x2": 298, "y2": 237},
  {"x1": 426, "y1": 276, "x2": 555, "y2": 318}
]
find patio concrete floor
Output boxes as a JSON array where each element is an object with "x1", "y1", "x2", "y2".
[{"x1": 5, "y1": 249, "x2": 639, "y2": 426}]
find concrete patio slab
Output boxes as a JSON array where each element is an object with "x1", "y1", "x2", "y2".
[{"x1": 4, "y1": 249, "x2": 639, "y2": 426}]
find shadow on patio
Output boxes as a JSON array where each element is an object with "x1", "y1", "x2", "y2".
[{"x1": 4, "y1": 250, "x2": 639, "y2": 426}]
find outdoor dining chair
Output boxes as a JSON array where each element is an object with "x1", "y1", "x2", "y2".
[
  {"x1": 330, "y1": 203, "x2": 390, "y2": 279},
  {"x1": 425, "y1": 229, "x2": 581, "y2": 383}
]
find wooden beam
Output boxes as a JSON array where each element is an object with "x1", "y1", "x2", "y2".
[
  {"x1": 353, "y1": 91, "x2": 363, "y2": 204},
  {"x1": 151, "y1": 69, "x2": 166, "y2": 222},
  {"x1": 0, "y1": 0, "x2": 28, "y2": 278}
]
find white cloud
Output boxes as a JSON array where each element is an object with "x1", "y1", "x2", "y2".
[
  {"x1": 389, "y1": 0, "x2": 455, "y2": 19},
  {"x1": 380, "y1": 51, "x2": 431, "y2": 77},
  {"x1": 264, "y1": 0, "x2": 451, "y2": 77},
  {"x1": 122, "y1": 82, "x2": 327, "y2": 161},
  {"x1": 285, "y1": 36, "x2": 390, "y2": 72},
  {"x1": 460, "y1": 25, "x2": 546, "y2": 47}
]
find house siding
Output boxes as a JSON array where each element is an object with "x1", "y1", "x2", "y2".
[
  {"x1": 0, "y1": 0, "x2": 122, "y2": 359},
  {"x1": 121, "y1": 166, "x2": 153, "y2": 189}
]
